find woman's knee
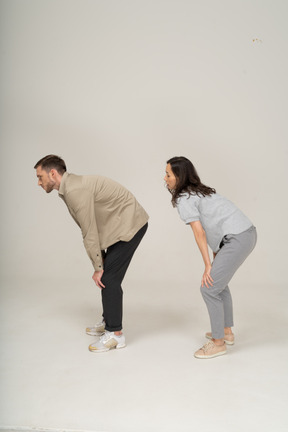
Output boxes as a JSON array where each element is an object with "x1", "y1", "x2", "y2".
[
  {"x1": 200, "y1": 284, "x2": 222, "y2": 300},
  {"x1": 200, "y1": 285, "x2": 211, "y2": 300}
]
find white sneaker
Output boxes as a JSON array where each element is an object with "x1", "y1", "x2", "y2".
[
  {"x1": 89, "y1": 331, "x2": 126, "y2": 353},
  {"x1": 86, "y1": 320, "x2": 105, "y2": 336}
]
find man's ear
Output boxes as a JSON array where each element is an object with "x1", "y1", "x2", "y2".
[{"x1": 50, "y1": 169, "x2": 57, "y2": 178}]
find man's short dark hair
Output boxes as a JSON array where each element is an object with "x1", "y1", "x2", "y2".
[{"x1": 34, "y1": 155, "x2": 67, "y2": 175}]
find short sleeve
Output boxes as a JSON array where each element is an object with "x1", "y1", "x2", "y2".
[{"x1": 176, "y1": 194, "x2": 200, "y2": 224}]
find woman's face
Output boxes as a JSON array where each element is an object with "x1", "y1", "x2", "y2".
[{"x1": 164, "y1": 163, "x2": 177, "y2": 190}]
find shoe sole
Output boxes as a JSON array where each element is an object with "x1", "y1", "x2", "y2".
[
  {"x1": 89, "y1": 343, "x2": 126, "y2": 353},
  {"x1": 86, "y1": 330, "x2": 105, "y2": 336},
  {"x1": 206, "y1": 334, "x2": 234, "y2": 345},
  {"x1": 194, "y1": 350, "x2": 226, "y2": 359}
]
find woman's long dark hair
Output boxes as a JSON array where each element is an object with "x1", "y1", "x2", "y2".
[{"x1": 167, "y1": 156, "x2": 216, "y2": 206}]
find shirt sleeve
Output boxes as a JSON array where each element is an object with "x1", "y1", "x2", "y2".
[
  {"x1": 65, "y1": 189, "x2": 103, "y2": 271},
  {"x1": 177, "y1": 194, "x2": 200, "y2": 224}
]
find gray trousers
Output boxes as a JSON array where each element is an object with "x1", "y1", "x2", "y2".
[{"x1": 200, "y1": 226, "x2": 257, "y2": 339}]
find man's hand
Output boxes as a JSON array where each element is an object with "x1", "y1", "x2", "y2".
[{"x1": 92, "y1": 270, "x2": 105, "y2": 289}]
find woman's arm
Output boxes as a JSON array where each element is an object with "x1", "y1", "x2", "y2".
[{"x1": 190, "y1": 221, "x2": 214, "y2": 288}]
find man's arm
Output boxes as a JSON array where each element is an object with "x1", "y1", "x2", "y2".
[{"x1": 65, "y1": 189, "x2": 105, "y2": 288}]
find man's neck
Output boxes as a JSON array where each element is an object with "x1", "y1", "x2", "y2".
[
  {"x1": 54, "y1": 172, "x2": 64, "y2": 191},
  {"x1": 57, "y1": 171, "x2": 67, "y2": 194}
]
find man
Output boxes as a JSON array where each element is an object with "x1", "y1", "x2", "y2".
[{"x1": 34, "y1": 155, "x2": 148, "y2": 353}]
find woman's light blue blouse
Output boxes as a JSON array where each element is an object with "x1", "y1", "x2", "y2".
[{"x1": 176, "y1": 192, "x2": 253, "y2": 252}]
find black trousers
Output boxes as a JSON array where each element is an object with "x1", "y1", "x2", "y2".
[{"x1": 101, "y1": 223, "x2": 148, "y2": 332}]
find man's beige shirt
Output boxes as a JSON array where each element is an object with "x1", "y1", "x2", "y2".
[{"x1": 58, "y1": 172, "x2": 149, "y2": 271}]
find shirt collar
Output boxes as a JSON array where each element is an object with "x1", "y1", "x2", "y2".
[{"x1": 58, "y1": 171, "x2": 69, "y2": 196}]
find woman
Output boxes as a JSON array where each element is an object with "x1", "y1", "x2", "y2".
[{"x1": 164, "y1": 156, "x2": 257, "y2": 359}]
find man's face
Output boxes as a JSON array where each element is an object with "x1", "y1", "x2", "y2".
[{"x1": 36, "y1": 166, "x2": 56, "y2": 193}]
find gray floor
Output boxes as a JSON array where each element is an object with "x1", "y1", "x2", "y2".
[{"x1": 0, "y1": 279, "x2": 287, "y2": 432}]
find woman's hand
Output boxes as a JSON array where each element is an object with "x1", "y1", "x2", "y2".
[
  {"x1": 190, "y1": 221, "x2": 214, "y2": 288},
  {"x1": 201, "y1": 265, "x2": 214, "y2": 288}
]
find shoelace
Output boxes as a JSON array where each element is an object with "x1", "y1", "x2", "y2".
[
  {"x1": 201, "y1": 341, "x2": 215, "y2": 352},
  {"x1": 95, "y1": 320, "x2": 105, "y2": 327},
  {"x1": 100, "y1": 331, "x2": 112, "y2": 343}
]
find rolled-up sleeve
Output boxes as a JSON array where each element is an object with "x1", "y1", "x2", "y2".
[
  {"x1": 65, "y1": 189, "x2": 103, "y2": 271},
  {"x1": 177, "y1": 194, "x2": 200, "y2": 224}
]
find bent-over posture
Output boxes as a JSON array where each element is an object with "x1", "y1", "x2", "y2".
[
  {"x1": 164, "y1": 156, "x2": 257, "y2": 359},
  {"x1": 35, "y1": 155, "x2": 148, "y2": 353}
]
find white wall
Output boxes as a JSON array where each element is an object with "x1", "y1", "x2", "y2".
[{"x1": 1, "y1": 0, "x2": 287, "y2": 288}]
